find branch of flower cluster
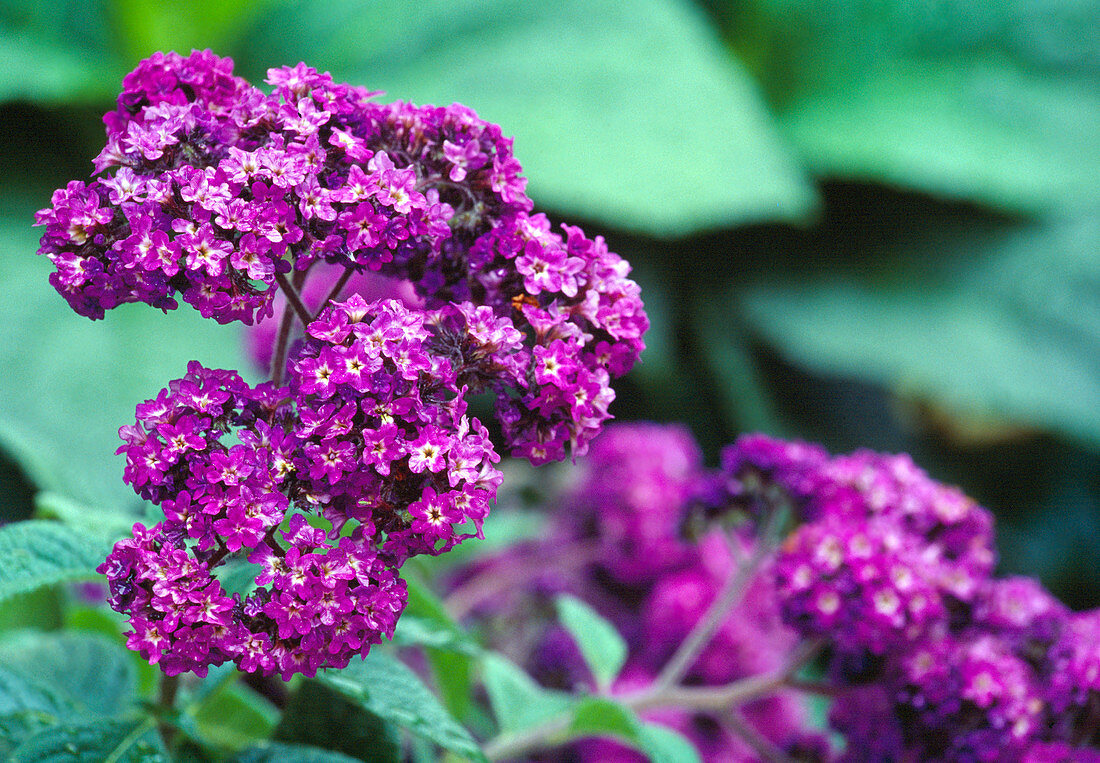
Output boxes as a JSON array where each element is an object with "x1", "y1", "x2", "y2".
[
  {"x1": 648, "y1": 507, "x2": 788, "y2": 696},
  {"x1": 156, "y1": 674, "x2": 179, "y2": 750},
  {"x1": 481, "y1": 637, "x2": 824, "y2": 761},
  {"x1": 270, "y1": 268, "x2": 313, "y2": 387},
  {"x1": 443, "y1": 541, "x2": 603, "y2": 620},
  {"x1": 274, "y1": 272, "x2": 313, "y2": 326},
  {"x1": 314, "y1": 266, "x2": 355, "y2": 321},
  {"x1": 628, "y1": 637, "x2": 825, "y2": 714},
  {"x1": 270, "y1": 299, "x2": 296, "y2": 388},
  {"x1": 727, "y1": 709, "x2": 796, "y2": 763}
]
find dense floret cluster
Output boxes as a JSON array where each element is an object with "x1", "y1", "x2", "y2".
[
  {"x1": 35, "y1": 49, "x2": 646, "y2": 462},
  {"x1": 51, "y1": 50, "x2": 647, "y2": 679},
  {"x1": 452, "y1": 425, "x2": 1100, "y2": 761},
  {"x1": 448, "y1": 424, "x2": 819, "y2": 760},
  {"x1": 720, "y1": 433, "x2": 1100, "y2": 761},
  {"x1": 103, "y1": 297, "x2": 507, "y2": 676}
]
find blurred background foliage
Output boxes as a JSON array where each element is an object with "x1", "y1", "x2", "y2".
[{"x1": 1, "y1": 0, "x2": 1098, "y2": 609}]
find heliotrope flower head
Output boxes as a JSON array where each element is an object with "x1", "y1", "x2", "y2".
[
  {"x1": 888, "y1": 632, "x2": 1045, "y2": 760},
  {"x1": 104, "y1": 294, "x2": 509, "y2": 677},
  {"x1": 559, "y1": 422, "x2": 703, "y2": 583},
  {"x1": 1046, "y1": 609, "x2": 1100, "y2": 740},
  {"x1": 773, "y1": 513, "x2": 947, "y2": 655},
  {"x1": 38, "y1": 49, "x2": 646, "y2": 463}
]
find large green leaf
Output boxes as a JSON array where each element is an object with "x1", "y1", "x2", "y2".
[
  {"x1": 554, "y1": 595, "x2": 627, "y2": 691},
  {"x1": 480, "y1": 652, "x2": 575, "y2": 735},
  {"x1": 0, "y1": 0, "x2": 278, "y2": 105},
  {"x1": 233, "y1": 0, "x2": 815, "y2": 236},
  {"x1": 192, "y1": 683, "x2": 279, "y2": 753},
  {"x1": 0, "y1": 1, "x2": 123, "y2": 104},
  {"x1": 568, "y1": 697, "x2": 702, "y2": 763},
  {"x1": 316, "y1": 650, "x2": 486, "y2": 762},
  {"x1": 274, "y1": 680, "x2": 402, "y2": 763},
  {"x1": 0, "y1": 203, "x2": 247, "y2": 509},
  {"x1": 728, "y1": 0, "x2": 1100, "y2": 213},
  {"x1": 0, "y1": 631, "x2": 137, "y2": 718},
  {"x1": 0, "y1": 521, "x2": 112, "y2": 603},
  {"x1": 107, "y1": 0, "x2": 277, "y2": 64},
  {"x1": 7, "y1": 716, "x2": 163, "y2": 763},
  {"x1": 0, "y1": 664, "x2": 77, "y2": 719},
  {"x1": 741, "y1": 215, "x2": 1100, "y2": 449},
  {"x1": 235, "y1": 743, "x2": 363, "y2": 763}
]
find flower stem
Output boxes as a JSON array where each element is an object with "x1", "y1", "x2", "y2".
[
  {"x1": 275, "y1": 272, "x2": 313, "y2": 326},
  {"x1": 726, "y1": 710, "x2": 795, "y2": 763},
  {"x1": 648, "y1": 507, "x2": 786, "y2": 695},
  {"x1": 314, "y1": 266, "x2": 355, "y2": 320},
  {"x1": 271, "y1": 270, "x2": 311, "y2": 387},
  {"x1": 628, "y1": 638, "x2": 825, "y2": 713},
  {"x1": 157, "y1": 674, "x2": 179, "y2": 750},
  {"x1": 482, "y1": 637, "x2": 824, "y2": 760}
]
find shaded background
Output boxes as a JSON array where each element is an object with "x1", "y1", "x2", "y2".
[{"x1": 1, "y1": 0, "x2": 1099, "y2": 607}]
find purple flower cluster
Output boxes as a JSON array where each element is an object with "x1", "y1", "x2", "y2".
[
  {"x1": 102, "y1": 294, "x2": 510, "y2": 677},
  {"x1": 719, "y1": 433, "x2": 1100, "y2": 760},
  {"x1": 454, "y1": 426, "x2": 1100, "y2": 760},
  {"x1": 714, "y1": 439, "x2": 997, "y2": 654},
  {"x1": 44, "y1": 50, "x2": 647, "y2": 679},
  {"x1": 36, "y1": 49, "x2": 646, "y2": 462},
  {"x1": 449, "y1": 424, "x2": 819, "y2": 761}
]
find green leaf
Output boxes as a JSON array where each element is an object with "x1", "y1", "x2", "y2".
[
  {"x1": 0, "y1": 664, "x2": 77, "y2": 719},
  {"x1": 0, "y1": 631, "x2": 137, "y2": 717},
  {"x1": 633, "y1": 722, "x2": 703, "y2": 763},
  {"x1": 193, "y1": 684, "x2": 279, "y2": 752},
  {"x1": 565, "y1": 697, "x2": 702, "y2": 763},
  {"x1": 0, "y1": 588, "x2": 63, "y2": 631},
  {"x1": 392, "y1": 615, "x2": 479, "y2": 654},
  {"x1": 554, "y1": 595, "x2": 627, "y2": 691},
  {"x1": 316, "y1": 650, "x2": 486, "y2": 762},
  {"x1": 741, "y1": 215, "x2": 1100, "y2": 449},
  {"x1": 733, "y1": 0, "x2": 1100, "y2": 213},
  {"x1": 0, "y1": 521, "x2": 112, "y2": 604},
  {"x1": 568, "y1": 697, "x2": 638, "y2": 739},
  {"x1": 425, "y1": 648, "x2": 476, "y2": 727},
  {"x1": 235, "y1": 743, "x2": 363, "y2": 763},
  {"x1": 274, "y1": 680, "x2": 402, "y2": 763},
  {"x1": 0, "y1": 202, "x2": 248, "y2": 509},
  {"x1": 107, "y1": 0, "x2": 278, "y2": 64},
  {"x1": 234, "y1": 0, "x2": 815, "y2": 236},
  {"x1": 34, "y1": 492, "x2": 136, "y2": 539},
  {"x1": 0, "y1": 711, "x2": 61, "y2": 757},
  {"x1": 480, "y1": 652, "x2": 575, "y2": 735},
  {"x1": 692, "y1": 289, "x2": 786, "y2": 435},
  {"x1": 7, "y1": 715, "x2": 163, "y2": 763},
  {"x1": 0, "y1": 1, "x2": 124, "y2": 104}
]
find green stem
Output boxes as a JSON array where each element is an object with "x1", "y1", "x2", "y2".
[{"x1": 156, "y1": 674, "x2": 179, "y2": 751}]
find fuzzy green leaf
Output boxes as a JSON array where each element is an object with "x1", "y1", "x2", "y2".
[
  {"x1": 234, "y1": 0, "x2": 815, "y2": 235},
  {"x1": 554, "y1": 595, "x2": 628, "y2": 691},
  {"x1": 480, "y1": 652, "x2": 575, "y2": 735},
  {"x1": 316, "y1": 650, "x2": 486, "y2": 762},
  {"x1": 7, "y1": 716, "x2": 163, "y2": 763},
  {"x1": 0, "y1": 521, "x2": 112, "y2": 604},
  {"x1": 742, "y1": 215, "x2": 1100, "y2": 449},
  {"x1": 0, "y1": 631, "x2": 136, "y2": 718}
]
